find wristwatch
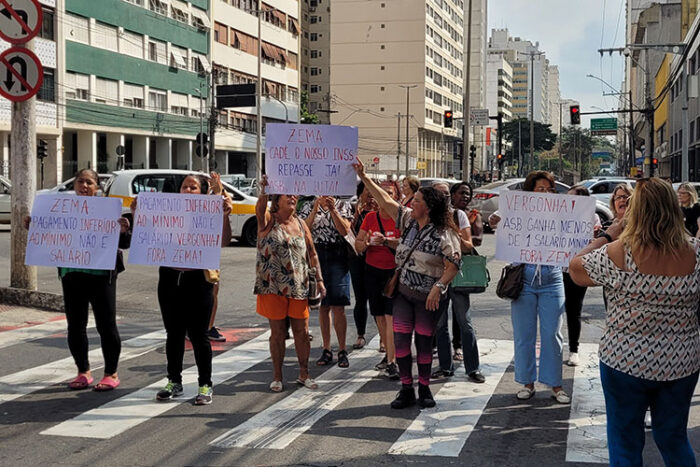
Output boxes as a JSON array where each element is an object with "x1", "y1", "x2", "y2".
[
  {"x1": 434, "y1": 281, "x2": 448, "y2": 294},
  {"x1": 599, "y1": 232, "x2": 613, "y2": 243}
]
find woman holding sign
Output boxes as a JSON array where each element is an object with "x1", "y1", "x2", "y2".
[
  {"x1": 354, "y1": 160, "x2": 460, "y2": 409},
  {"x1": 255, "y1": 176, "x2": 325, "y2": 392},
  {"x1": 25, "y1": 169, "x2": 131, "y2": 391}
]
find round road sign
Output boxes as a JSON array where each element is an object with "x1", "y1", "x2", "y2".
[
  {"x1": 115, "y1": 145, "x2": 126, "y2": 156},
  {"x1": 0, "y1": 47, "x2": 43, "y2": 102},
  {"x1": 0, "y1": 0, "x2": 43, "y2": 44},
  {"x1": 373, "y1": 156, "x2": 380, "y2": 164}
]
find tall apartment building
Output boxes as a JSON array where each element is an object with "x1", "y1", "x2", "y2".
[
  {"x1": 485, "y1": 54, "x2": 513, "y2": 122},
  {"x1": 305, "y1": 0, "x2": 467, "y2": 178},
  {"x1": 468, "y1": 0, "x2": 488, "y2": 172},
  {"x1": 212, "y1": 0, "x2": 301, "y2": 176}
]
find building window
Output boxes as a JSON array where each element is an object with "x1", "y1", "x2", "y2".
[
  {"x1": 171, "y1": 4, "x2": 188, "y2": 23},
  {"x1": 231, "y1": 29, "x2": 259, "y2": 57},
  {"x1": 214, "y1": 22, "x2": 228, "y2": 44},
  {"x1": 37, "y1": 67, "x2": 54, "y2": 102},
  {"x1": 310, "y1": 85, "x2": 321, "y2": 93},
  {"x1": 310, "y1": 67, "x2": 319, "y2": 76},
  {"x1": 288, "y1": 51, "x2": 298, "y2": 70},
  {"x1": 125, "y1": 0, "x2": 144, "y2": 5},
  {"x1": 310, "y1": 33, "x2": 318, "y2": 41},
  {"x1": 288, "y1": 87, "x2": 299, "y2": 103},
  {"x1": 38, "y1": 7, "x2": 54, "y2": 40},
  {"x1": 310, "y1": 15, "x2": 318, "y2": 23},
  {"x1": 149, "y1": 90, "x2": 167, "y2": 112},
  {"x1": 150, "y1": 0, "x2": 167, "y2": 16}
]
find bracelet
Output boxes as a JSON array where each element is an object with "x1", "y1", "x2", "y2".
[{"x1": 600, "y1": 232, "x2": 613, "y2": 243}]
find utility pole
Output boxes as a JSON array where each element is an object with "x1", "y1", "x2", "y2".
[
  {"x1": 518, "y1": 118, "x2": 522, "y2": 177},
  {"x1": 524, "y1": 50, "x2": 544, "y2": 173},
  {"x1": 11, "y1": 40, "x2": 37, "y2": 290},
  {"x1": 399, "y1": 85, "x2": 416, "y2": 175},
  {"x1": 629, "y1": 89, "x2": 635, "y2": 176},
  {"x1": 256, "y1": 0, "x2": 263, "y2": 181},
  {"x1": 463, "y1": 0, "x2": 473, "y2": 181},
  {"x1": 208, "y1": 68, "x2": 216, "y2": 173},
  {"x1": 558, "y1": 101, "x2": 563, "y2": 178},
  {"x1": 396, "y1": 113, "x2": 401, "y2": 175}
]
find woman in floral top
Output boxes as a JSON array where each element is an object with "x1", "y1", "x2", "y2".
[
  {"x1": 255, "y1": 176, "x2": 325, "y2": 392},
  {"x1": 354, "y1": 160, "x2": 460, "y2": 409},
  {"x1": 570, "y1": 178, "x2": 700, "y2": 466}
]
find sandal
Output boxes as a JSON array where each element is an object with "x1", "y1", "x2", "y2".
[
  {"x1": 94, "y1": 375, "x2": 120, "y2": 391},
  {"x1": 337, "y1": 350, "x2": 349, "y2": 368},
  {"x1": 316, "y1": 349, "x2": 333, "y2": 366},
  {"x1": 68, "y1": 374, "x2": 94, "y2": 390},
  {"x1": 379, "y1": 345, "x2": 386, "y2": 353},
  {"x1": 352, "y1": 336, "x2": 366, "y2": 349},
  {"x1": 516, "y1": 386, "x2": 536, "y2": 400},
  {"x1": 296, "y1": 378, "x2": 319, "y2": 390},
  {"x1": 269, "y1": 381, "x2": 283, "y2": 392},
  {"x1": 453, "y1": 348, "x2": 464, "y2": 361},
  {"x1": 552, "y1": 389, "x2": 571, "y2": 404}
]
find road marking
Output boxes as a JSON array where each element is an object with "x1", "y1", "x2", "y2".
[
  {"x1": 41, "y1": 330, "x2": 277, "y2": 439},
  {"x1": 0, "y1": 317, "x2": 94, "y2": 350},
  {"x1": 388, "y1": 339, "x2": 514, "y2": 457},
  {"x1": 210, "y1": 336, "x2": 381, "y2": 450},
  {"x1": 0, "y1": 330, "x2": 165, "y2": 404}
]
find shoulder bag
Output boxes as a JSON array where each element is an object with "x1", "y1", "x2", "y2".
[
  {"x1": 495, "y1": 263, "x2": 525, "y2": 300},
  {"x1": 382, "y1": 225, "x2": 433, "y2": 298},
  {"x1": 451, "y1": 248, "x2": 490, "y2": 294},
  {"x1": 297, "y1": 218, "x2": 322, "y2": 308}
]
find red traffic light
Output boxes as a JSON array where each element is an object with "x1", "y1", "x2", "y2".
[
  {"x1": 497, "y1": 154, "x2": 503, "y2": 159},
  {"x1": 569, "y1": 105, "x2": 581, "y2": 125},
  {"x1": 444, "y1": 110, "x2": 453, "y2": 128},
  {"x1": 652, "y1": 158, "x2": 658, "y2": 165}
]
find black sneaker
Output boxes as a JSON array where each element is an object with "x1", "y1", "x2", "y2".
[
  {"x1": 468, "y1": 370, "x2": 486, "y2": 384},
  {"x1": 375, "y1": 356, "x2": 388, "y2": 371},
  {"x1": 391, "y1": 384, "x2": 416, "y2": 409},
  {"x1": 207, "y1": 327, "x2": 226, "y2": 342},
  {"x1": 385, "y1": 362, "x2": 400, "y2": 380},
  {"x1": 156, "y1": 380, "x2": 184, "y2": 401},
  {"x1": 418, "y1": 383, "x2": 436, "y2": 408},
  {"x1": 194, "y1": 385, "x2": 213, "y2": 405}
]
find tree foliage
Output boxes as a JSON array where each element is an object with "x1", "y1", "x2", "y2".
[
  {"x1": 502, "y1": 118, "x2": 557, "y2": 158},
  {"x1": 300, "y1": 91, "x2": 319, "y2": 124}
]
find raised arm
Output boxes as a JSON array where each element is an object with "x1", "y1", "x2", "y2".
[
  {"x1": 352, "y1": 159, "x2": 400, "y2": 220},
  {"x1": 255, "y1": 176, "x2": 273, "y2": 236}
]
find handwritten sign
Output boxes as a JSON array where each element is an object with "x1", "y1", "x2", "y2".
[
  {"x1": 25, "y1": 195, "x2": 122, "y2": 269},
  {"x1": 265, "y1": 123, "x2": 358, "y2": 196},
  {"x1": 129, "y1": 192, "x2": 223, "y2": 269},
  {"x1": 495, "y1": 191, "x2": 596, "y2": 267}
]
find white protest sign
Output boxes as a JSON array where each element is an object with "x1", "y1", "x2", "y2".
[
  {"x1": 495, "y1": 191, "x2": 596, "y2": 267},
  {"x1": 25, "y1": 195, "x2": 122, "y2": 269},
  {"x1": 129, "y1": 192, "x2": 224, "y2": 270},
  {"x1": 265, "y1": 123, "x2": 358, "y2": 196}
]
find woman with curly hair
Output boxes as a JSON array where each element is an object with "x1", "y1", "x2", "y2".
[{"x1": 354, "y1": 161, "x2": 461, "y2": 409}]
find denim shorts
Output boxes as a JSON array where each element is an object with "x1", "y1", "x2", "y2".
[{"x1": 316, "y1": 244, "x2": 351, "y2": 307}]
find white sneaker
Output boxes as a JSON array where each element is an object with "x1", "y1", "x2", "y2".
[{"x1": 567, "y1": 352, "x2": 580, "y2": 366}]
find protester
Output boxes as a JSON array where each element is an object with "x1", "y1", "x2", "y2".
[
  {"x1": 677, "y1": 182, "x2": 700, "y2": 237},
  {"x1": 355, "y1": 181, "x2": 400, "y2": 379},
  {"x1": 25, "y1": 169, "x2": 131, "y2": 391},
  {"x1": 299, "y1": 195, "x2": 353, "y2": 368},
  {"x1": 602, "y1": 183, "x2": 632, "y2": 230},
  {"x1": 401, "y1": 175, "x2": 419, "y2": 208},
  {"x1": 145, "y1": 173, "x2": 232, "y2": 405},
  {"x1": 569, "y1": 177, "x2": 699, "y2": 466},
  {"x1": 354, "y1": 161, "x2": 460, "y2": 409},
  {"x1": 254, "y1": 176, "x2": 325, "y2": 392},
  {"x1": 349, "y1": 181, "x2": 372, "y2": 350},
  {"x1": 490, "y1": 171, "x2": 570, "y2": 404}
]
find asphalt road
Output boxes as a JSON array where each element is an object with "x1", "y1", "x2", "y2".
[{"x1": 0, "y1": 228, "x2": 696, "y2": 466}]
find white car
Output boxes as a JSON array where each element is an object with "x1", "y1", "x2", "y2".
[
  {"x1": 580, "y1": 178, "x2": 636, "y2": 206},
  {"x1": 103, "y1": 169, "x2": 259, "y2": 246},
  {"x1": 0, "y1": 175, "x2": 10, "y2": 223},
  {"x1": 38, "y1": 174, "x2": 113, "y2": 196}
]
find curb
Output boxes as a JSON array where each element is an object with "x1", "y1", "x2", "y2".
[{"x1": 0, "y1": 287, "x2": 64, "y2": 312}]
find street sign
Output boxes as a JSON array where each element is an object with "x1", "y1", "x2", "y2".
[
  {"x1": 0, "y1": 47, "x2": 43, "y2": 102},
  {"x1": 115, "y1": 145, "x2": 125, "y2": 156},
  {"x1": 416, "y1": 161, "x2": 427, "y2": 170},
  {"x1": 470, "y1": 108, "x2": 489, "y2": 126},
  {"x1": 372, "y1": 156, "x2": 380, "y2": 164},
  {"x1": 592, "y1": 151, "x2": 612, "y2": 159},
  {"x1": 216, "y1": 83, "x2": 256, "y2": 109},
  {"x1": 590, "y1": 118, "x2": 618, "y2": 136},
  {"x1": 0, "y1": 0, "x2": 42, "y2": 44}
]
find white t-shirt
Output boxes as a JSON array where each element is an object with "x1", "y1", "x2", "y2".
[{"x1": 453, "y1": 208, "x2": 470, "y2": 230}]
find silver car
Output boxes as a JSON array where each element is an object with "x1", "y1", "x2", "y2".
[
  {"x1": 0, "y1": 175, "x2": 10, "y2": 223},
  {"x1": 580, "y1": 178, "x2": 636, "y2": 206}
]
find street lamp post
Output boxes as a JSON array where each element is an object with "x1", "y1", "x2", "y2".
[
  {"x1": 256, "y1": 0, "x2": 263, "y2": 181},
  {"x1": 194, "y1": 84, "x2": 206, "y2": 171},
  {"x1": 399, "y1": 85, "x2": 416, "y2": 175}
]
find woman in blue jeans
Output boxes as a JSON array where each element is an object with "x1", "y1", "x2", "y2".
[
  {"x1": 570, "y1": 178, "x2": 699, "y2": 467},
  {"x1": 492, "y1": 171, "x2": 570, "y2": 404}
]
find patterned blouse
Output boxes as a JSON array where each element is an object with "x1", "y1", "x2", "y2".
[
  {"x1": 394, "y1": 206, "x2": 461, "y2": 294},
  {"x1": 298, "y1": 198, "x2": 353, "y2": 246},
  {"x1": 581, "y1": 240, "x2": 700, "y2": 381},
  {"x1": 254, "y1": 218, "x2": 309, "y2": 299}
]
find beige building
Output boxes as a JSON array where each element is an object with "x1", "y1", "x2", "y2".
[{"x1": 305, "y1": 0, "x2": 467, "y2": 178}]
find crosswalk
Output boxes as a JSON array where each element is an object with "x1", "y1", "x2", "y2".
[{"x1": 2, "y1": 322, "x2": 699, "y2": 464}]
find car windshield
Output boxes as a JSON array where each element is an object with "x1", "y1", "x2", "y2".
[{"x1": 581, "y1": 180, "x2": 596, "y2": 189}]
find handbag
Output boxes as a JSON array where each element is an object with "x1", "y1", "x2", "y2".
[
  {"x1": 496, "y1": 263, "x2": 525, "y2": 300},
  {"x1": 299, "y1": 218, "x2": 322, "y2": 308},
  {"x1": 383, "y1": 225, "x2": 434, "y2": 298},
  {"x1": 451, "y1": 249, "x2": 490, "y2": 294}
]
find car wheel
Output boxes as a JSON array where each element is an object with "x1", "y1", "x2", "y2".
[{"x1": 240, "y1": 218, "x2": 258, "y2": 246}]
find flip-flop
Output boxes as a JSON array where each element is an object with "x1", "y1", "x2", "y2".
[
  {"x1": 94, "y1": 375, "x2": 120, "y2": 391},
  {"x1": 296, "y1": 378, "x2": 319, "y2": 390},
  {"x1": 352, "y1": 336, "x2": 366, "y2": 349},
  {"x1": 269, "y1": 381, "x2": 283, "y2": 392},
  {"x1": 68, "y1": 374, "x2": 94, "y2": 390}
]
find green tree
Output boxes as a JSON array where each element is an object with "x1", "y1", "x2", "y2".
[
  {"x1": 299, "y1": 91, "x2": 319, "y2": 124},
  {"x1": 502, "y1": 118, "x2": 557, "y2": 165}
]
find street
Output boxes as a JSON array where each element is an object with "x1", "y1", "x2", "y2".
[{"x1": 0, "y1": 229, "x2": 697, "y2": 466}]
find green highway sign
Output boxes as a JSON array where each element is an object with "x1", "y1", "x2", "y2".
[{"x1": 590, "y1": 118, "x2": 618, "y2": 136}]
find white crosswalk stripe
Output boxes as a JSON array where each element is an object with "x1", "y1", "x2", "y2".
[
  {"x1": 0, "y1": 330, "x2": 165, "y2": 405},
  {"x1": 0, "y1": 317, "x2": 94, "y2": 350}
]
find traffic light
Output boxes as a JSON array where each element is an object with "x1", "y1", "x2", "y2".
[
  {"x1": 37, "y1": 139, "x2": 48, "y2": 160},
  {"x1": 195, "y1": 132, "x2": 208, "y2": 158},
  {"x1": 650, "y1": 157, "x2": 658, "y2": 176},
  {"x1": 444, "y1": 110, "x2": 453, "y2": 128},
  {"x1": 569, "y1": 105, "x2": 581, "y2": 125},
  {"x1": 497, "y1": 153, "x2": 503, "y2": 164}
]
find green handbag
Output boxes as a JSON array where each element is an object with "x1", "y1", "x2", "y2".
[{"x1": 451, "y1": 249, "x2": 490, "y2": 294}]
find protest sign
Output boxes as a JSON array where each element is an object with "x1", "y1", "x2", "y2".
[
  {"x1": 25, "y1": 195, "x2": 122, "y2": 269},
  {"x1": 265, "y1": 123, "x2": 358, "y2": 196},
  {"x1": 495, "y1": 191, "x2": 596, "y2": 267},
  {"x1": 129, "y1": 192, "x2": 224, "y2": 270}
]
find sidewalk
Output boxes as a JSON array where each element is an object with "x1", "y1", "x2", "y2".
[{"x1": 0, "y1": 304, "x2": 63, "y2": 331}]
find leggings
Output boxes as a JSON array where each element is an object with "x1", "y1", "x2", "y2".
[
  {"x1": 158, "y1": 267, "x2": 214, "y2": 387},
  {"x1": 563, "y1": 272, "x2": 587, "y2": 353},
  {"x1": 393, "y1": 285, "x2": 440, "y2": 386},
  {"x1": 61, "y1": 272, "x2": 121, "y2": 375},
  {"x1": 349, "y1": 254, "x2": 369, "y2": 335}
]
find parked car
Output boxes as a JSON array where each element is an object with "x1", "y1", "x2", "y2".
[
  {"x1": 38, "y1": 174, "x2": 113, "y2": 196},
  {"x1": 419, "y1": 177, "x2": 462, "y2": 188},
  {"x1": 579, "y1": 178, "x2": 636, "y2": 206},
  {"x1": 103, "y1": 169, "x2": 259, "y2": 246},
  {"x1": 0, "y1": 175, "x2": 10, "y2": 223},
  {"x1": 469, "y1": 178, "x2": 614, "y2": 230}
]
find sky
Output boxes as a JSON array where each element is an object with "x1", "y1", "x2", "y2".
[{"x1": 489, "y1": 0, "x2": 627, "y2": 128}]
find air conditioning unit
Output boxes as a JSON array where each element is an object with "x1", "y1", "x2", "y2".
[{"x1": 655, "y1": 141, "x2": 668, "y2": 158}]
